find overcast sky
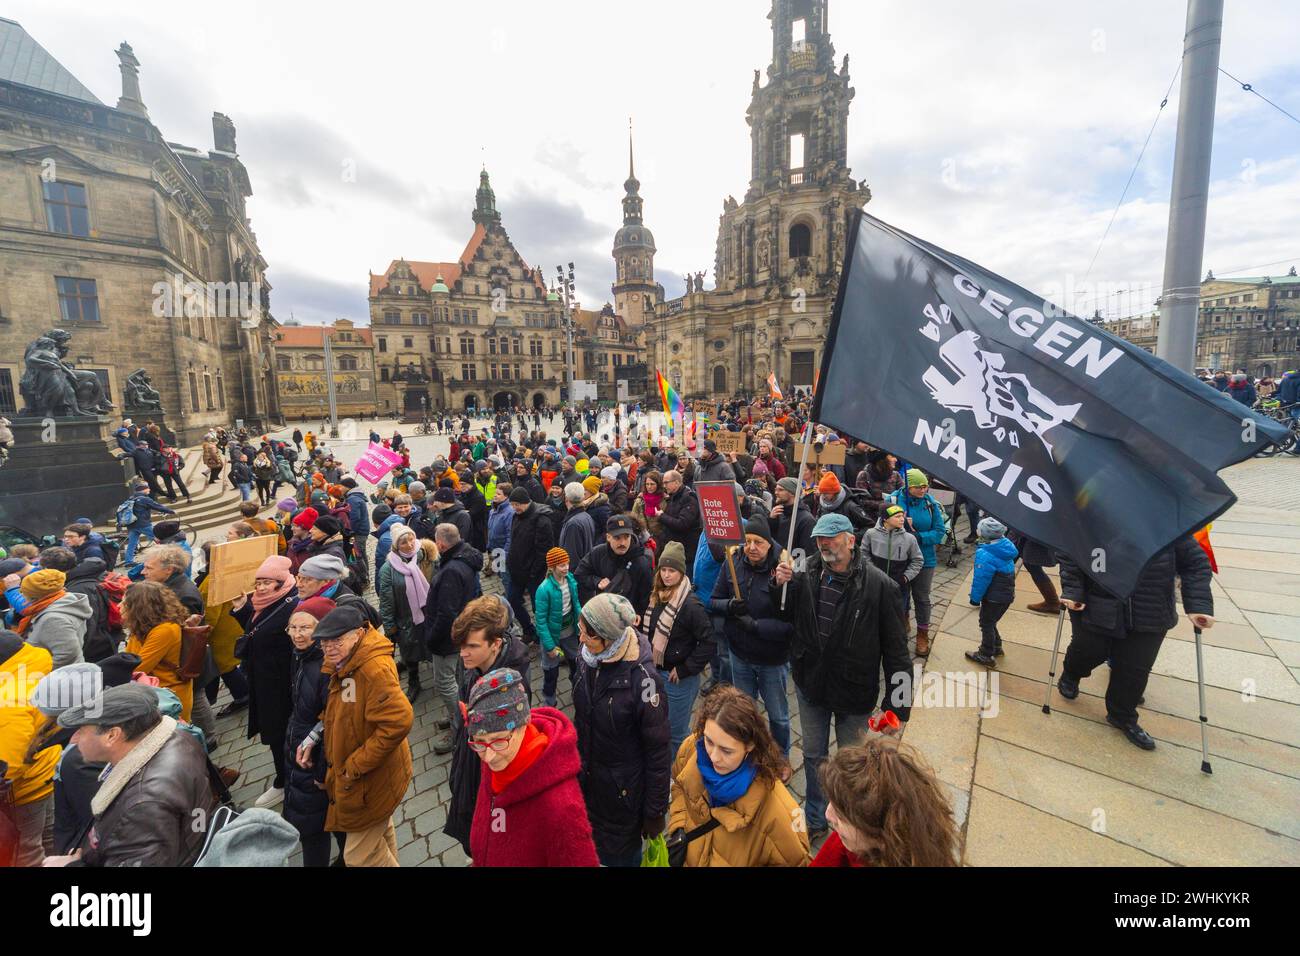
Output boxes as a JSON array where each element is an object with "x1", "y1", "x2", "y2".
[{"x1": 10, "y1": 0, "x2": 1299, "y2": 324}]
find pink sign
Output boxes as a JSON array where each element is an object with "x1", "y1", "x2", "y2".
[{"x1": 354, "y1": 442, "x2": 404, "y2": 484}]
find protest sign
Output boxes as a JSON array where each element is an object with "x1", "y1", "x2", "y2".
[
  {"x1": 354, "y1": 442, "x2": 404, "y2": 484},
  {"x1": 206, "y1": 535, "x2": 277, "y2": 606}
]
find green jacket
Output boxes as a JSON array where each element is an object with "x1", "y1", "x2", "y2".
[{"x1": 534, "y1": 573, "x2": 581, "y2": 652}]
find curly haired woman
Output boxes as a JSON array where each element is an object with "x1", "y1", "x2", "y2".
[{"x1": 122, "y1": 580, "x2": 193, "y2": 720}]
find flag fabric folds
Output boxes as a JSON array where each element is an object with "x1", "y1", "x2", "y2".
[
  {"x1": 768, "y1": 372, "x2": 783, "y2": 401},
  {"x1": 813, "y1": 211, "x2": 1288, "y2": 599},
  {"x1": 657, "y1": 368, "x2": 683, "y2": 435}
]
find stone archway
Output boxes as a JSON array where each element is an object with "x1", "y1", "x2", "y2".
[
  {"x1": 493, "y1": 391, "x2": 516, "y2": 412},
  {"x1": 532, "y1": 392, "x2": 546, "y2": 410}
]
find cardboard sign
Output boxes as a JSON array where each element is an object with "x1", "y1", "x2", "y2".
[
  {"x1": 810, "y1": 441, "x2": 847, "y2": 466},
  {"x1": 696, "y1": 481, "x2": 745, "y2": 546},
  {"x1": 354, "y1": 442, "x2": 404, "y2": 484},
  {"x1": 206, "y1": 534, "x2": 278, "y2": 606},
  {"x1": 713, "y1": 431, "x2": 748, "y2": 456}
]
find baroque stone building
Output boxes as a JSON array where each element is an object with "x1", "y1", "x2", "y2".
[
  {"x1": 1103, "y1": 269, "x2": 1300, "y2": 377},
  {"x1": 273, "y1": 319, "x2": 378, "y2": 421},
  {"x1": 0, "y1": 19, "x2": 280, "y2": 441},
  {"x1": 646, "y1": 0, "x2": 870, "y2": 400},
  {"x1": 369, "y1": 169, "x2": 645, "y2": 415}
]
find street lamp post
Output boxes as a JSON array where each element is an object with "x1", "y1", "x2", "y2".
[
  {"x1": 555, "y1": 263, "x2": 576, "y2": 405},
  {"x1": 322, "y1": 325, "x2": 339, "y2": 437}
]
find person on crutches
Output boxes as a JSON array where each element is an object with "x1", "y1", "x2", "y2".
[{"x1": 1049, "y1": 535, "x2": 1214, "y2": 752}]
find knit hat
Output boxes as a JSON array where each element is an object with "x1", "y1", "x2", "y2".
[
  {"x1": 582, "y1": 475, "x2": 602, "y2": 495},
  {"x1": 609, "y1": 449, "x2": 622, "y2": 461},
  {"x1": 600, "y1": 465, "x2": 620, "y2": 482},
  {"x1": 703, "y1": 438, "x2": 718, "y2": 455},
  {"x1": 313, "y1": 515, "x2": 342, "y2": 538},
  {"x1": 327, "y1": 484, "x2": 346, "y2": 500},
  {"x1": 310, "y1": 490, "x2": 329, "y2": 507},
  {"x1": 194, "y1": 807, "x2": 301, "y2": 868},
  {"x1": 20, "y1": 568, "x2": 65, "y2": 600},
  {"x1": 277, "y1": 498, "x2": 297, "y2": 512},
  {"x1": 752, "y1": 458, "x2": 769, "y2": 476},
  {"x1": 293, "y1": 596, "x2": 337, "y2": 621},
  {"x1": 818, "y1": 472, "x2": 841, "y2": 495},
  {"x1": 31, "y1": 662, "x2": 103, "y2": 717},
  {"x1": 508, "y1": 486, "x2": 532, "y2": 504},
  {"x1": 811, "y1": 513, "x2": 854, "y2": 538},
  {"x1": 906, "y1": 468, "x2": 929, "y2": 488},
  {"x1": 580, "y1": 592, "x2": 638, "y2": 644},
  {"x1": 433, "y1": 488, "x2": 456, "y2": 505},
  {"x1": 977, "y1": 517, "x2": 1008, "y2": 540},
  {"x1": 292, "y1": 508, "x2": 319, "y2": 530},
  {"x1": 884, "y1": 504, "x2": 905, "y2": 519},
  {"x1": 0, "y1": 557, "x2": 27, "y2": 577},
  {"x1": 776, "y1": 477, "x2": 799, "y2": 496},
  {"x1": 255, "y1": 554, "x2": 293, "y2": 582},
  {"x1": 96, "y1": 652, "x2": 143, "y2": 688},
  {"x1": 658, "y1": 540, "x2": 687, "y2": 574},
  {"x1": 298, "y1": 554, "x2": 347, "y2": 580},
  {"x1": 744, "y1": 513, "x2": 772, "y2": 541},
  {"x1": 546, "y1": 547, "x2": 569, "y2": 569},
  {"x1": 465, "y1": 668, "x2": 530, "y2": 736}
]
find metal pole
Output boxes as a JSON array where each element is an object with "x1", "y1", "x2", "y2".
[
  {"x1": 1156, "y1": 0, "x2": 1223, "y2": 372},
  {"x1": 1193, "y1": 625, "x2": 1213, "y2": 774},
  {"x1": 323, "y1": 327, "x2": 338, "y2": 437},
  {"x1": 1042, "y1": 607, "x2": 1068, "y2": 714},
  {"x1": 780, "y1": 419, "x2": 815, "y2": 610}
]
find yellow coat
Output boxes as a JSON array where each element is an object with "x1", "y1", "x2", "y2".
[
  {"x1": 126, "y1": 622, "x2": 193, "y2": 721},
  {"x1": 667, "y1": 735, "x2": 810, "y2": 867},
  {"x1": 199, "y1": 576, "x2": 245, "y2": 675},
  {"x1": 0, "y1": 643, "x2": 60, "y2": 806}
]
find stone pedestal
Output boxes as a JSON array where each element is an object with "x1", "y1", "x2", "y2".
[{"x1": 0, "y1": 417, "x2": 130, "y2": 532}]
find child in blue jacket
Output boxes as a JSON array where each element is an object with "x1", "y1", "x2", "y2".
[{"x1": 965, "y1": 517, "x2": 1018, "y2": 667}]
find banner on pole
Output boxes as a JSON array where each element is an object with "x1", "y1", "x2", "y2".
[
  {"x1": 696, "y1": 481, "x2": 746, "y2": 546},
  {"x1": 354, "y1": 442, "x2": 404, "y2": 484}
]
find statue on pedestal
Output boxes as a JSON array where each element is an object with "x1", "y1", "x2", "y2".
[
  {"x1": 18, "y1": 329, "x2": 112, "y2": 417},
  {"x1": 124, "y1": 369, "x2": 163, "y2": 413}
]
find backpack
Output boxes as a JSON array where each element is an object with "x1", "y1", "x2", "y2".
[
  {"x1": 116, "y1": 499, "x2": 138, "y2": 527},
  {"x1": 99, "y1": 536, "x2": 121, "y2": 571}
]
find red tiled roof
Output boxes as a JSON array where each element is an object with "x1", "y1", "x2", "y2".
[
  {"x1": 274, "y1": 325, "x2": 374, "y2": 347},
  {"x1": 368, "y1": 224, "x2": 489, "y2": 298}
]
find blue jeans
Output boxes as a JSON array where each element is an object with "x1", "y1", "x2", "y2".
[
  {"x1": 540, "y1": 629, "x2": 581, "y2": 706},
  {"x1": 796, "y1": 688, "x2": 870, "y2": 832},
  {"x1": 658, "y1": 668, "x2": 701, "y2": 755},
  {"x1": 730, "y1": 654, "x2": 790, "y2": 757},
  {"x1": 236, "y1": 482, "x2": 252, "y2": 502},
  {"x1": 124, "y1": 524, "x2": 156, "y2": 563}
]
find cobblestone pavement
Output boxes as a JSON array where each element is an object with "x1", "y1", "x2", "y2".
[{"x1": 208, "y1": 498, "x2": 979, "y2": 866}]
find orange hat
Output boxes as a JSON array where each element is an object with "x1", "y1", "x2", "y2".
[
  {"x1": 327, "y1": 484, "x2": 346, "y2": 500},
  {"x1": 546, "y1": 547, "x2": 570, "y2": 569},
  {"x1": 818, "y1": 472, "x2": 841, "y2": 495}
]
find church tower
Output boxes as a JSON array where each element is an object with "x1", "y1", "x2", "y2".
[
  {"x1": 611, "y1": 127, "x2": 658, "y2": 329},
  {"x1": 472, "y1": 168, "x2": 501, "y2": 228}
]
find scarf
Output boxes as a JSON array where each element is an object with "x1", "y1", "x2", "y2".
[
  {"x1": 251, "y1": 575, "x2": 295, "y2": 616},
  {"x1": 387, "y1": 539, "x2": 430, "y2": 626},
  {"x1": 14, "y1": 589, "x2": 67, "y2": 635},
  {"x1": 695, "y1": 737, "x2": 758, "y2": 808},
  {"x1": 580, "y1": 624, "x2": 636, "y2": 668},
  {"x1": 489, "y1": 722, "x2": 549, "y2": 795},
  {"x1": 647, "y1": 575, "x2": 691, "y2": 668},
  {"x1": 641, "y1": 491, "x2": 663, "y2": 517}
]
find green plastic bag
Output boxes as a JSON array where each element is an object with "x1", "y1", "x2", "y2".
[{"x1": 641, "y1": 834, "x2": 669, "y2": 867}]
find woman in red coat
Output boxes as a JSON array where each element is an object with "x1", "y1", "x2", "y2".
[{"x1": 466, "y1": 668, "x2": 598, "y2": 867}]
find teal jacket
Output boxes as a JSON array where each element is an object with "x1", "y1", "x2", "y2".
[{"x1": 534, "y1": 573, "x2": 581, "y2": 653}]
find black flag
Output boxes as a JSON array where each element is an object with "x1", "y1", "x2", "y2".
[{"x1": 815, "y1": 211, "x2": 1289, "y2": 599}]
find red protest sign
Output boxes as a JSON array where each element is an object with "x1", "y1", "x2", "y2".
[{"x1": 696, "y1": 481, "x2": 745, "y2": 546}]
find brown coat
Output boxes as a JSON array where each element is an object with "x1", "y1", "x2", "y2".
[
  {"x1": 667, "y1": 735, "x2": 810, "y2": 868},
  {"x1": 322, "y1": 626, "x2": 413, "y2": 832}
]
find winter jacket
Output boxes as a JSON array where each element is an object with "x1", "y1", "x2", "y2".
[
  {"x1": 970, "y1": 537, "x2": 1019, "y2": 604},
  {"x1": 125, "y1": 492, "x2": 174, "y2": 527},
  {"x1": 0, "y1": 642, "x2": 59, "y2": 806},
  {"x1": 658, "y1": 486, "x2": 702, "y2": 569},
  {"x1": 534, "y1": 573, "x2": 581, "y2": 654},
  {"x1": 507, "y1": 502, "x2": 557, "y2": 589},
  {"x1": 25, "y1": 592, "x2": 91, "y2": 668},
  {"x1": 863, "y1": 526, "x2": 923, "y2": 590},
  {"x1": 1227, "y1": 379, "x2": 1257, "y2": 406},
  {"x1": 770, "y1": 500, "x2": 816, "y2": 561},
  {"x1": 468, "y1": 707, "x2": 600, "y2": 867},
  {"x1": 437, "y1": 501, "x2": 476, "y2": 547},
  {"x1": 696, "y1": 453, "x2": 737, "y2": 485},
  {"x1": 424, "y1": 541, "x2": 484, "y2": 657},
  {"x1": 667, "y1": 736, "x2": 809, "y2": 868},
  {"x1": 284, "y1": 640, "x2": 331, "y2": 838},
  {"x1": 604, "y1": 481, "x2": 630, "y2": 515},
  {"x1": 323, "y1": 627, "x2": 413, "y2": 832},
  {"x1": 459, "y1": 486, "x2": 490, "y2": 551},
  {"x1": 53, "y1": 745, "x2": 103, "y2": 854},
  {"x1": 709, "y1": 542, "x2": 793, "y2": 667},
  {"x1": 560, "y1": 506, "x2": 597, "y2": 567},
  {"x1": 372, "y1": 514, "x2": 407, "y2": 588},
  {"x1": 1058, "y1": 535, "x2": 1213, "y2": 635},
  {"x1": 125, "y1": 621, "x2": 192, "y2": 720},
  {"x1": 574, "y1": 539, "x2": 654, "y2": 616},
  {"x1": 585, "y1": 494, "x2": 612, "y2": 541},
  {"x1": 377, "y1": 540, "x2": 438, "y2": 664},
  {"x1": 486, "y1": 499, "x2": 514, "y2": 559},
  {"x1": 63, "y1": 558, "x2": 121, "y2": 663},
  {"x1": 198, "y1": 575, "x2": 244, "y2": 675},
  {"x1": 644, "y1": 587, "x2": 716, "y2": 679},
  {"x1": 574, "y1": 632, "x2": 670, "y2": 861},
  {"x1": 1277, "y1": 371, "x2": 1300, "y2": 406},
  {"x1": 856, "y1": 468, "x2": 905, "y2": 524},
  {"x1": 163, "y1": 569, "x2": 204, "y2": 617},
  {"x1": 78, "y1": 719, "x2": 216, "y2": 867},
  {"x1": 692, "y1": 532, "x2": 724, "y2": 609},
  {"x1": 232, "y1": 591, "x2": 298, "y2": 747},
  {"x1": 513, "y1": 473, "x2": 546, "y2": 504},
  {"x1": 775, "y1": 549, "x2": 912, "y2": 719},
  {"x1": 345, "y1": 490, "x2": 371, "y2": 538},
  {"x1": 887, "y1": 489, "x2": 948, "y2": 569},
  {"x1": 817, "y1": 487, "x2": 870, "y2": 532}
]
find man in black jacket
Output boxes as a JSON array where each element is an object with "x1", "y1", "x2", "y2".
[
  {"x1": 769, "y1": 477, "x2": 816, "y2": 565},
  {"x1": 1056, "y1": 535, "x2": 1213, "y2": 751},
  {"x1": 574, "y1": 515, "x2": 654, "y2": 615},
  {"x1": 695, "y1": 439, "x2": 738, "y2": 485},
  {"x1": 505, "y1": 488, "x2": 555, "y2": 644},
  {"x1": 773, "y1": 512, "x2": 911, "y2": 839},
  {"x1": 424, "y1": 524, "x2": 483, "y2": 754},
  {"x1": 511, "y1": 460, "x2": 545, "y2": 503},
  {"x1": 657, "y1": 470, "x2": 702, "y2": 569},
  {"x1": 430, "y1": 488, "x2": 476, "y2": 545}
]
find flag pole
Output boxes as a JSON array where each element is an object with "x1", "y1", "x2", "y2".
[
  {"x1": 1194, "y1": 625, "x2": 1213, "y2": 774},
  {"x1": 780, "y1": 417, "x2": 816, "y2": 610}
]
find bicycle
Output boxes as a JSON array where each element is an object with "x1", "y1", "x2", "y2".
[{"x1": 1253, "y1": 403, "x2": 1299, "y2": 457}]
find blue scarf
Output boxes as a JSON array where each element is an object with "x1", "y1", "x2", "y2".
[{"x1": 695, "y1": 737, "x2": 758, "y2": 807}]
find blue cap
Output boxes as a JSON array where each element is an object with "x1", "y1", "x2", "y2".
[{"x1": 811, "y1": 513, "x2": 854, "y2": 538}]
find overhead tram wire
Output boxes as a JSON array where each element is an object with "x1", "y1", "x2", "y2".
[
  {"x1": 1219, "y1": 67, "x2": 1300, "y2": 127},
  {"x1": 1079, "y1": 62, "x2": 1183, "y2": 291}
]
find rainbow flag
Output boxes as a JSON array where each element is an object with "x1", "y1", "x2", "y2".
[
  {"x1": 1193, "y1": 523, "x2": 1218, "y2": 574},
  {"x1": 657, "y1": 369, "x2": 683, "y2": 434}
]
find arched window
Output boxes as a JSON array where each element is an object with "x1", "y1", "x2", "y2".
[
  {"x1": 789, "y1": 223, "x2": 812, "y2": 258},
  {"x1": 713, "y1": 365, "x2": 727, "y2": 394}
]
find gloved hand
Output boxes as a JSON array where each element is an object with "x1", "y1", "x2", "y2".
[
  {"x1": 739, "y1": 615, "x2": 760, "y2": 633},
  {"x1": 728, "y1": 598, "x2": 749, "y2": 617},
  {"x1": 643, "y1": 814, "x2": 667, "y2": 839}
]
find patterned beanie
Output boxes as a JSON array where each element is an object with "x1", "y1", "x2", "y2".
[
  {"x1": 465, "y1": 668, "x2": 530, "y2": 736},
  {"x1": 580, "y1": 592, "x2": 638, "y2": 644},
  {"x1": 546, "y1": 547, "x2": 569, "y2": 569}
]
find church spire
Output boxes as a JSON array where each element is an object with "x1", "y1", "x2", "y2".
[
  {"x1": 473, "y1": 167, "x2": 500, "y2": 227},
  {"x1": 622, "y1": 120, "x2": 643, "y2": 225},
  {"x1": 628, "y1": 118, "x2": 636, "y2": 181}
]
